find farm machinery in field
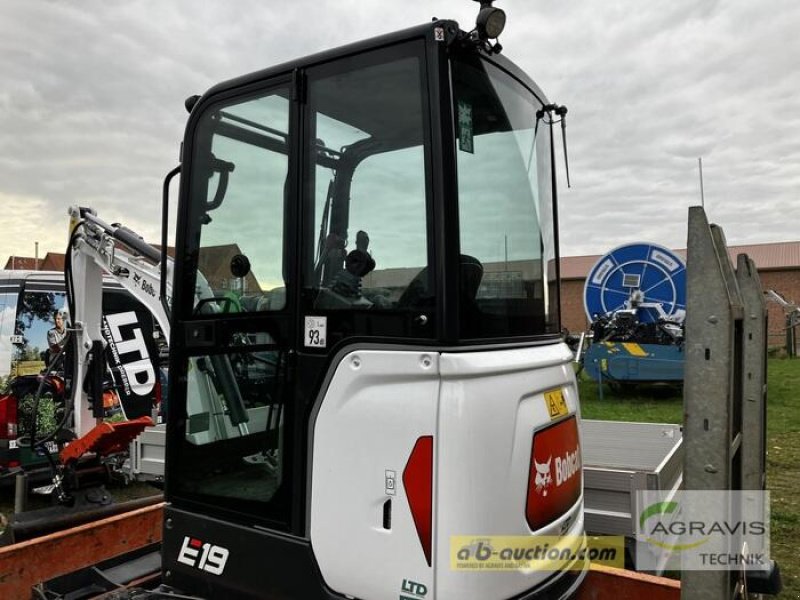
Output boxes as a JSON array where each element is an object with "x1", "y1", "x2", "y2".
[{"x1": 579, "y1": 243, "x2": 686, "y2": 388}]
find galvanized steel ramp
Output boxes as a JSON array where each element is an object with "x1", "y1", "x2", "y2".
[{"x1": 682, "y1": 206, "x2": 780, "y2": 598}]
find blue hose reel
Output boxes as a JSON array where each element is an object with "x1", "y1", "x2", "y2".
[
  {"x1": 582, "y1": 243, "x2": 686, "y2": 385},
  {"x1": 584, "y1": 242, "x2": 686, "y2": 324}
]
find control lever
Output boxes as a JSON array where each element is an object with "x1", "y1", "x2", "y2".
[{"x1": 196, "y1": 301, "x2": 250, "y2": 435}]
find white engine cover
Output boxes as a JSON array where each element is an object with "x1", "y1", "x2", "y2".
[{"x1": 310, "y1": 344, "x2": 584, "y2": 600}]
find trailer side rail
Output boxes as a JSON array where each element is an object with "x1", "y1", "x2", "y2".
[{"x1": 0, "y1": 502, "x2": 163, "y2": 598}]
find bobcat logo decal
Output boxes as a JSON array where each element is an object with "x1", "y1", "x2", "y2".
[{"x1": 534, "y1": 456, "x2": 553, "y2": 496}]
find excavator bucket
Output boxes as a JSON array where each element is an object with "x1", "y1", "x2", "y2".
[{"x1": 60, "y1": 416, "x2": 154, "y2": 464}]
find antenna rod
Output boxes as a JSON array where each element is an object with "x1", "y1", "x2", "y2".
[
  {"x1": 559, "y1": 107, "x2": 571, "y2": 188},
  {"x1": 698, "y1": 157, "x2": 705, "y2": 208}
]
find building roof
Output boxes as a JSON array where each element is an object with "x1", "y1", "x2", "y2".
[
  {"x1": 3, "y1": 256, "x2": 39, "y2": 270},
  {"x1": 4, "y1": 252, "x2": 68, "y2": 272},
  {"x1": 561, "y1": 240, "x2": 800, "y2": 280},
  {"x1": 39, "y1": 252, "x2": 66, "y2": 271},
  {"x1": 4, "y1": 246, "x2": 174, "y2": 273}
]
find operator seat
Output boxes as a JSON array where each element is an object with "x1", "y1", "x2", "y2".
[
  {"x1": 397, "y1": 254, "x2": 483, "y2": 310},
  {"x1": 459, "y1": 254, "x2": 483, "y2": 301}
]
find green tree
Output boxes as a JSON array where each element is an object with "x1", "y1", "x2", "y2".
[
  {"x1": 18, "y1": 346, "x2": 44, "y2": 361},
  {"x1": 13, "y1": 293, "x2": 59, "y2": 366},
  {"x1": 15, "y1": 292, "x2": 58, "y2": 339}
]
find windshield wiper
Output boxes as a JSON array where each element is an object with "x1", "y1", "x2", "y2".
[{"x1": 533, "y1": 104, "x2": 571, "y2": 189}]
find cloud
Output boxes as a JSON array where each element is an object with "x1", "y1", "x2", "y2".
[
  {"x1": 503, "y1": 0, "x2": 800, "y2": 255},
  {"x1": 0, "y1": 0, "x2": 798, "y2": 266},
  {"x1": 0, "y1": 192, "x2": 65, "y2": 262}
]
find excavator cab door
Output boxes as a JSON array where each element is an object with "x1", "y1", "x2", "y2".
[{"x1": 166, "y1": 76, "x2": 299, "y2": 536}]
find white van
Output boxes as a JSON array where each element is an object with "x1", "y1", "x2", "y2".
[{"x1": 0, "y1": 270, "x2": 166, "y2": 483}]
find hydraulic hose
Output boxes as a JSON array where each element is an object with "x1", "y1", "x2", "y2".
[{"x1": 17, "y1": 334, "x2": 75, "y2": 486}]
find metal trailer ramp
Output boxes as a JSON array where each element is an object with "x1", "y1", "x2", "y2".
[{"x1": 681, "y1": 207, "x2": 780, "y2": 598}]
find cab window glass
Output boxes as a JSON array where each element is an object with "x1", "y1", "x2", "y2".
[
  {"x1": 191, "y1": 92, "x2": 290, "y2": 314},
  {"x1": 453, "y1": 56, "x2": 557, "y2": 338},
  {"x1": 12, "y1": 291, "x2": 68, "y2": 376},
  {"x1": 177, "y1": 84, "x2": 293, "y2": 528},
  {"x1": 305, "y1": 54, "x2": 431, "y2": 312},
  {"x1": 0, "y1": 291, "x2": 19, "y2": 386}
]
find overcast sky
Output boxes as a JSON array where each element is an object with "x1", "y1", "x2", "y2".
[{"x1": 1, "y1": 0, "x2": 798, "y2": 266}]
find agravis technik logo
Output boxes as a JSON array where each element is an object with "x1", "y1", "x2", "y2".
[
  {"x1": 635, "y1": 491, "x2": 770, "y2": 572},
  {"x1": 639, "y1": 501, "x2": 710, "y2": 551}
]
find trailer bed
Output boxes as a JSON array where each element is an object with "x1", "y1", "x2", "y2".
[{"x1": 581, "y1": 420, "x2": 683, "y2": 537}]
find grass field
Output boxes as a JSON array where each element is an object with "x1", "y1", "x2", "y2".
[{"x1": 579, "y1": 357, "x2": 799, "y2": 598}]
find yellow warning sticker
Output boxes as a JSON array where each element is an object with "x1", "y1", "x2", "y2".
[{"x1": 543, "y1": 389, "x2": 569, "y2": 419}]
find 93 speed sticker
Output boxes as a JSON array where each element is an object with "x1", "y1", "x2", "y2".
[{"x1": 304, "y1": 316, "x2": 327, "y2": 348}]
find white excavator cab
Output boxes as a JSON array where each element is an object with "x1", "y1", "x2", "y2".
[{"x1": 163, "y1": 14, "x2": 585, "y2": 600}]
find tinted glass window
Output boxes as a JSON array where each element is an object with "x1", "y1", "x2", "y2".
[
  {"x1": 305, "y1": 54, "x2": 432, "y2": 314},
  {"x1": 12, "y1": 291, "x2": 68, "y2": 376},
  {"x1": 176, "y1": 85, "x2": 293, "y2": 528},
  {"x1": 453, "y1": 56, "x2": 558, "y2": 338},
  {"x1": 191, "y1": 92, "x2": 290, "y2": 313},
  {"x1": 0, "y1": 290, "x2": 19, "y2": 385}
]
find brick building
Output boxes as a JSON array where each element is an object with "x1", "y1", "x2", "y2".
[
  {"x1": 5, "y1": 247, "x2": 172, "y2": 274},
  {"x1": 4, "y1": 252, "x2": 66, "y2": 271},
  {"x1": 560, "y1": 241, "x2": 800, "y2": 347}
]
